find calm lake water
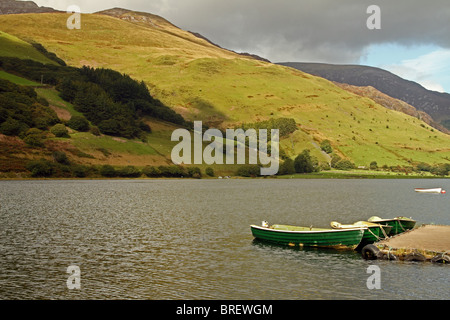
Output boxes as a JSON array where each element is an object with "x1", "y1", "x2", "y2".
[{"x1": 0, "y1": 178, "x2": 449, "y2": 300}]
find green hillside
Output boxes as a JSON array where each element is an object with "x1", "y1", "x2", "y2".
[
  {"x1": 0, "y1": 10, "x2": 449, "y2": 174},
  {"x1": 0, "y1": 30, "x2": 57, "y2": 65},
  {"x1": 0, "y1": 70, "x2": 40, "y2": 86}
]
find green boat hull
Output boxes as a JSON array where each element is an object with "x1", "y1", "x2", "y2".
[
  {"x1": 250, "y1": 224, "x2": 365, "y2": 249},
  {"x1": 368, "y1": 217, "x2": 416, "y2": 235},
  {"x1": 384, "y1": 220, "x2": 416, "y2": 235},
  {"x1": 362, "y1": 225, "x2": 393, "y2": 243}
]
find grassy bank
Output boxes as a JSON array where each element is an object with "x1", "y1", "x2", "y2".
[{"x1": 275, "y1": 169, "x2": 448, "y2": 179}]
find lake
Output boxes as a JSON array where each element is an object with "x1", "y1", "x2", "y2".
[{"x1": 0, "y1": 178, "x2": 448, "y2": 300}]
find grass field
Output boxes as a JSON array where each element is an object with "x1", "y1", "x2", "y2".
[
  {"x1": 35, "y1": 88, "x2": 83, "y2": 119},
  {"x1": 0, "y1": 30, "x2": 57, "y2": 64},
  {"x1": 0, "y1": 70, "x2": 41, "y2": 86},
  {"x1": 0, "y1": 12, "x2": 449, "y2": 168}
]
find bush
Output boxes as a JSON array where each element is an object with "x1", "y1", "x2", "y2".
[
  {"x1": 117, "y1": 166, "x2": 141, "y2": 178},
  {"x1": 23, "y1": 128, "x2": 44, "y2": 147},
  {"x1": 26, "y1": 159, "x2": 54, "y2": 177},
  {"x1": 67, "y1": 115, "x2": 90, "y2": 132},
  {"x1": 0, "y1": 117, "x2": 28, "y2": 136},
  {"x1": 100, "y1": 164, "x2": 117, "y2": 177},
  {"x1": 187, "y1": 167, "x2": 202, "y2": 178},
  {"x1": 294, "y1": 149, "x2": 314, "y2": 173},
  {"x1": 157, "y1": 165, "x2": 186, "y2": 177},
  {"x1": 157, "y1": 166, "x2": 171, "y2": 177},
  {"x1": 90, "y1": 125, "x2": 101, "y2": 136},
  {"x1": 71, "y1": 165, "x2": 88, "y2": 178},
  {"x1": 236, "y1": 164, "x2": 261, "y2": 177},
  {"x1": 138, "y1": 121, "x2": 152, "y2": 133},
  {"x1": 52, "y1": 151, "x2": 70, "y2": 165},
  {"x1": 51, "y1": 124, "x2": 69, "y2": 138},
  {"x1": 335, "y1": 159, "x2": 355, "y2": 170},
  {"x1": 319, "y1": 162, "x2": 331, "y2": 171},
  {"x1": 205, "y1": 167, "x2": 215, "y2": 177},
  {"x1": 320, "y1": 140, "x2": 333, "y2": 154},
  {"x1": 431, "y1": 164, "x2": 449, "y2": 176},
  {"x1": 34, "y1": 117, "x2": 51, "y2": 130},
  {"x1": 330, "y1": 153, "x2": 342, "y2": 168},
  {"x1": 369, "y1": 161, "x2": 378, "y2": 170},
  {"x1": 142, "y1": 166, "x2": 161, "y2": 177},
  {"x1": 98, "y1": 119, "x2": 121, "y2": 136},
  {"x1": 416, "y1": 162, "x2": 432, "y2": 172},
  {"x1": 278, "y1": 158, "x2": 295, "y2": 175}
]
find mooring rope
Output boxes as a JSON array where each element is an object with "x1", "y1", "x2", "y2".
[
  {"x1": 380, "y1": 225, "x2": 389, "y2": 238},
  {"x1": 398, "y1": 220, "x2": 406, "y2": 232},
  {"x1": 366, "y1": 227, "x2": 382, "y2": 241},
  {"x1": 387, "y1": 246, "x2": 394, "y2": 260}
]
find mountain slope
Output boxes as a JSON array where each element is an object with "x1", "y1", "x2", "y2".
[
  {"x1": 278, "y1": 62, "x2": 450, "y2": 129},
  {"x1": 333, "y1": 82, "x2": 449, "y2": 134},
  {"x1": 0, "y1": 10, "x2": 449, "y2": 168},
  {"x1": 0, "y1": 0, "x2": 56, "y2": 15}
]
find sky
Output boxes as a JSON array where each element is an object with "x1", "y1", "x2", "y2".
[{"x1": 29, "y1": 0, "x2": 450, "y2": 93}]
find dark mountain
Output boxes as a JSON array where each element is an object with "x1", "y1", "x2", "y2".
[
  {"x1": 0, "y1": 0, "x2": 56, "y2": 14},
  {"x1": 278, "y1": 62, "x2": 450, "y2": 130}
]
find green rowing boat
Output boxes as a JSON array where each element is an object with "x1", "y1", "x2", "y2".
[
  {"x1": 330, "y1": 221, "x2": 392, "y2": 243},
  {"x1": 367, "y1": 216, "x2": 416, "y2": 235},
  {"x1": 250, "y1": 223, "x2": 365, "y2": 249}
]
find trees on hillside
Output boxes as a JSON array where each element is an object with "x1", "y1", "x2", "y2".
[
  {"x1": 0, "y1": 79, "x2": 59, "y2": 137},
  {"x1": 0, "y1": 57, "x2": 188, "y2": 140},
  {"x1": 57, "y1": 67, "x2": 187, "y2": 138}
]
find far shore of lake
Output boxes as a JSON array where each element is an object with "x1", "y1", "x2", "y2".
[{"x1": 0, "y1": 169, "x2": 448, "y2": 181}]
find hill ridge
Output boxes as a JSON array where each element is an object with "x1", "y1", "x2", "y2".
[{"x1": 96, "y1": 7, "x2": 271, "y2": 63}]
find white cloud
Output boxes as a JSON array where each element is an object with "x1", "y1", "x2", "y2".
[{"x1": 382, "y1": 49, "x2": 450, "y2": 92}]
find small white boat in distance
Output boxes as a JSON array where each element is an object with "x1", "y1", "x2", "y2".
[{"x1": 414, "y1": 188, "x2": 446, "y2": 194}]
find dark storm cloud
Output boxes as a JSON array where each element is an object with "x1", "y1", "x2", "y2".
[
  {"x1": 120, "y1": 0, "x2": 450, "y2": 63},
  {"x1": 35, "y1": 0, "x2": 450, "y2": 63}
]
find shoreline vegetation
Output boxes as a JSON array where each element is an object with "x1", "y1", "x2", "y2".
[
  {"x1": 1, "y1": 167, "x2": 448, "y2": 180},
  {"x1": 1, "y1": 145, "x2": 449, "y2": 180}
]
